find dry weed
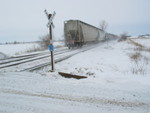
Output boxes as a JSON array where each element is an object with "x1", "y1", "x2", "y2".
[
  {"x1": 128, "y1": 39, "x2": 144, "y2": 48},
  {"x1": 131, "y1": 63, "x2": 146, "y2": 75},
  {"x1": 128, "y1": 39, "x2": 150, "y2": 75},
  {"x1": 130, "y1": 52, "x2": 149, "y2": 75},
  {"x1": 130, "y1": 52, "x2": 141, "y2": 63}
]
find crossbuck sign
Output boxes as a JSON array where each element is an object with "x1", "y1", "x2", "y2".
[{"x1": 44, "y1": 10, "x2": 56, "y2": 28}]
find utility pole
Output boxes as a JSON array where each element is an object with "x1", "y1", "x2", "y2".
[{"x1": 44, "y1": 9, "x2": 56, "y2": 72}]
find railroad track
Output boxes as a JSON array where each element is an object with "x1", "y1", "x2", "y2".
[
  {"x1": 0, "y1": 47, "x2": 68, "y2": 64},
  {"x1": 0, "y1": 47, "x2": 68, "y2": 65},
  {"x1": 21, "y1": 44, "x2": 100, "y2": 72},
  {"x1": 0, "y1": 48, "x2": 69, "y2": 69},
  {"x1": 21, "y1": 49, "x2": 83, "y2": 72},
  {"x1": 0, "y1": 44, "x2": 100, "y2": 72}
]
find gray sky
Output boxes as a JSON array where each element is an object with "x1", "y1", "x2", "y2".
[{"x1": 0, "y1": 0, "x2": 150, "y2": 43}]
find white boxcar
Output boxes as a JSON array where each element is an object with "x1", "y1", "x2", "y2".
[{"x1": 64, "y1": 20, "x2": 105, "y2": 48}]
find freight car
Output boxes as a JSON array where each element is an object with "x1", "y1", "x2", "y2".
[
  {"x1": 105, "y1": 33, "x2": 119, "y2": 40},
  {"x1": 64, "y1": 20, "x2": 106, "y2": 49}
]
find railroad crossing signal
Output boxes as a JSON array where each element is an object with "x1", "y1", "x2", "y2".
[
  {"x1": 44, "y1": 9, "x2": 56, "y2": 72},
  {"x1": 44, "y1": 10, "x2": 56, "y2": 28}
]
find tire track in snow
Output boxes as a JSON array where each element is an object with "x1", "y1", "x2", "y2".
[{"x1": 0, "y1": 89, "x2": 149, "y2": 108}]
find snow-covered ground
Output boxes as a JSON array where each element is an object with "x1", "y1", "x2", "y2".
[
  {"x1": 0, "y1": 41, "x2": 65, "y2": 58},
  {"x1": 131, "y1": 38, "x2": 150, "y2": 48},
  {"x1": 0, "y1": 43, "x2": 40, "y2": 57},
  {"x1": 0, "y1": 39, "x2": 150, "y2": 113}
]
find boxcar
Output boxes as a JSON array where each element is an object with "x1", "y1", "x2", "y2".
[{"x1": 64, "y1": 20, "x2": 106, "y2": 48}]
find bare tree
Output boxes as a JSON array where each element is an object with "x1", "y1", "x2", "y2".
[
  {"x1": 118, "y1": 32, "x2": 129, "y2": 41},
  {"x1": 39, "y1": 34, "x2": 50, "y2": 49},
  {"x1": 99, "y1": 20, "x2": 108, "y2": 31}
]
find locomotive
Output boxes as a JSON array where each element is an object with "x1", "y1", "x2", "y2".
[{"x1": 64, "y1": 20, "x2": 106, "y2": 49}]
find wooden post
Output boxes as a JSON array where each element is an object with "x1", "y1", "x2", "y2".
[{"x1": 49, "y1": 25, "x2": 55, "y2": 71}]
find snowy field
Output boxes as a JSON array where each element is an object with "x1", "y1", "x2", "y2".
[
  {"x1": 0, "y1": 43, "x2": 40, "y2": 57},
  {"x1": 131, "y1": 38, "x2": 150, "y2": 48},
  {"x1": 0, "y1": 39, "x2": 150, "y2": 113},
  {"x1": 0, "y1": 41, "x2": 64, "y2": 58}
]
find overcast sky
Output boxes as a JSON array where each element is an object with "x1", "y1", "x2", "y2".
[{"x1": 0, "y1": 0, "x2": 150, "y2": 43}]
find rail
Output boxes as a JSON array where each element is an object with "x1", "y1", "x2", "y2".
[{"x1": 0, "y1": 43, "x2": 101, "y2": 72}]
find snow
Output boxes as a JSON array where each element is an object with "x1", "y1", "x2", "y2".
[
  {"x1": 55, "y1": 40, "x2": 150, "y2": 76},
  {"x1": 0, "y1": 41, "x2": 65, "y2": 57},
  {"x1": 0, "y1": 52, "x2": 8, "y2": 59},
  {"x1": 53, "y1": 41, "x2": 65, "y2": 48},
  {"x1": 0, "y1": 43, "x2": 40, "y2": 56},
  {"x1": 0, "y1": 39, "x2": 150, "y2": 113},
  {"x1": 131, "y1": 38, "x2": 150, "y2": 48}
]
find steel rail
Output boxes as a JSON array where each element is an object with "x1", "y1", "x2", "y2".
[
  {"x1": 0, "y1": 43, "x2": 101, "y2": 72},
  {"x1": 0, "y1": 47, "x2": 68, "y2": 65},
  {"x1": 0, "y1": 49, "x2": 70, "y2": 69},
  {"x1": 20, "y1": 44, "x2": 98, "y2": 72}
]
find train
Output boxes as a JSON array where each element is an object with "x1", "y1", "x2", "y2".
[{"x1": 64, "y1": 20, "x2": 106, "y2": 49}]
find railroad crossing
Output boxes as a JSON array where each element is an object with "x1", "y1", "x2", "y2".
[{"x1": 44, "y1": 9, "x2": 56, "y2": 72}]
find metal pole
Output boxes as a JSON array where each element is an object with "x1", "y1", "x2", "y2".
[{"x1": 49, "y1": 25, "x2": 55, "y2": 72}]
